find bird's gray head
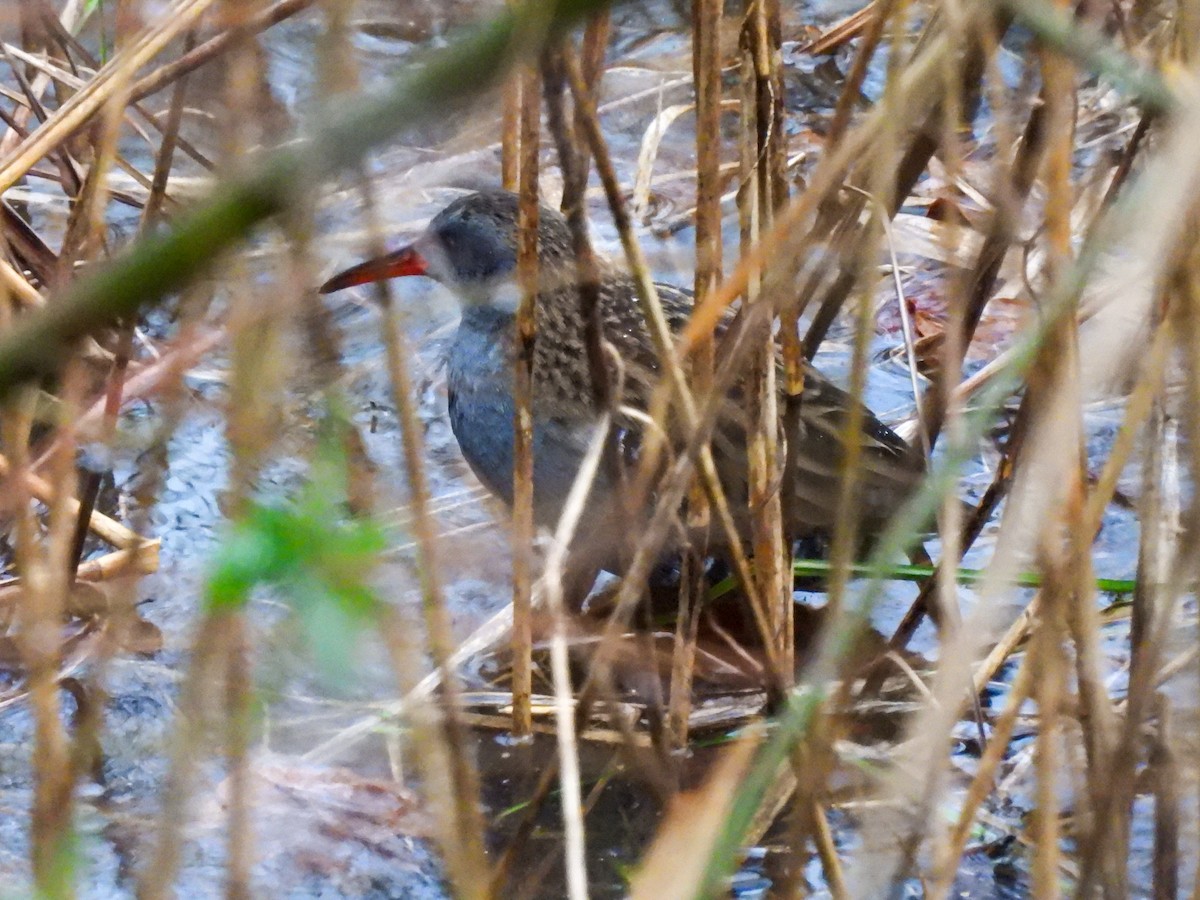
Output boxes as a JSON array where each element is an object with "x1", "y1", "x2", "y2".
[{"x1": 319, "y1": 189, "x2": 575, "y2": 311}]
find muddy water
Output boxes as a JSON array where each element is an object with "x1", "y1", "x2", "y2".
[{"x1": 0, "y1": 1, "x2": 1162, "y2": 897}]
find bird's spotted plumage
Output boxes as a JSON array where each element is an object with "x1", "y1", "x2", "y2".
[{"x1": 323, "y1": 188, "x2": 923, "y2": 545}]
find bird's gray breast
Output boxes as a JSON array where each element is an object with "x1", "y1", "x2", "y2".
[{"x1": 446, "y1": 308, "x2": 606, "y2": 525}]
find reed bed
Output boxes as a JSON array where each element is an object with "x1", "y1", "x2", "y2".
[{"x1": 0, "y1": 0, "x2": 1191, "y2": 897}]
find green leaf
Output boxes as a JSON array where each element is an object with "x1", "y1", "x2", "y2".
[{"x1": 203, "y1": 399, "x2": 388, "y2": 682}]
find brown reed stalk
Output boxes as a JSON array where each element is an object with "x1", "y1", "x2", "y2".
[
  {"x1": 569, "y1": 11, "x2": 610, "y2": 189},
  {"x1": 968, "y1": 319, "x2": 1169, "y2": 696},
  {"x1": 743, "y1": 0, "x2": 791, "y2": 677},
  {"x1": 734, "y1": 13, "x2": 816, "y2": 890},
  {"x1": 11, "y1": 369, "x2": 82, "y2": 897},
  {"x1": 502, "y1": 75, "x2": 520, "y2": 190},
  {"x1": 215, "y1": 9, "x2": 275, "y2": 890},
  {"x1": 1171, "y1": 256, "x2": 1200, "y2": 900},
  {"x1": 691, "y1": 0, "x2": 720, "y2": 372},
  {"x1": 928, "y1": 654, "x2": 1035, "y2": 897},
  {"x1": 1151, "y1": 693, "x2": 1179, "y2": 899},
  {"x1": 349, "y1": 155, "x2": 494, "y2": 892},
  {"x1": 927, "y1": 0, "x2": 971, "y2": 688},
  {"x1": 139, "y1": 614, "x2": 239, "y2": 899},
  {"x1": 63, "y1": 58, "x2": 134, "y2": 575},
  {"x1": 1028, "y1": 26, "x2": 1074, "y2": 895},
  {"x1": 665, "y1": 0, "x2": 721, "y2": 754},
  {"x1": 509, "y1": 61, "x2": 541, "y2": 741},
  {"x1": 376, "y1": 257, "x2": 492, "y2": 899},
  {"x1": 560, "y1": 33, "x2": 787, "y2": 710},
  {"x1": 1087, "y1": 349, "x2": 1178, "y2": 893},
  {"x1": 140, "y1": 32, "x2": 194, "y2": 229},
  {"x1": 541, "y1": 45, "x2": 609, "y2": 412},
  {"x1": 794, "y1": 14, "x2": 906, "y2": 882},
  {"x1": 1030, "y1": 549, "x2": 1068, "y2": 898}
]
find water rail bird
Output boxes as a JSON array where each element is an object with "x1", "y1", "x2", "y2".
[{"x1": 320, "y1": 189, "x2": 924, "y2": 594}]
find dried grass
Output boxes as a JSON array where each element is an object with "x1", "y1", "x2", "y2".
[{"x1": 0, "y1": 0, "x2": 1195, "y2": 897}]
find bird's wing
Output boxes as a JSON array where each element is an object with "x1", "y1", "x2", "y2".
[{"x1": 597, "y1": 276, "x2": 924, "y2": 528}]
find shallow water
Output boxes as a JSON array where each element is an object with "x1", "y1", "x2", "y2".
[{"x1": 0, "y1": 1, "x2": 1173, "y2": 897}]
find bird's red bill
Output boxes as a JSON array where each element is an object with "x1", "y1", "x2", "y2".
[{"x1": 319, "y1": 245, "x2": 428, "y2": 294}]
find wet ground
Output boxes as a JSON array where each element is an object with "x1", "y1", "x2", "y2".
[{"x1": 0, "y1": 0, "x2": 1177, "y2": 896}]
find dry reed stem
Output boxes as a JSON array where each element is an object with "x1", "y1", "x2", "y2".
[
  {"x1": 540, "y1": 415, "x2": 614, "y2": 900},
  {"x1": 1025, "y1": 25, "x2": 1075, "y2": 897},
  {"x1": 1151, "y1": 693, "x2": 1179, "y2": 899},
  {"x1": 140, "y1": 28, "x2": 194, "y2": 230},
  {"x1": 541, "y1": 46, "x2": 611, "y2": 415},
  {"x1": 928, "y1": 653, "x2": 1035, "y2": 896},
  {"x1": 811, "y1": 21, "x2": 905, "y2": 886},
  {"x1": 139, "y1": 614, "x2": 234, "y2": 899},
  {"x1": 374, "y1": 242, "x2": 491, "y2": 899},
  {"x1": 501, "y1": 74, "x2": 520, "y2": 190},
  {"x1": 969, "y1": 322, "x2": 1169, "y2": 695},
  {"x1": 1174, "y1": 254, "x2": 1200, "y2": 900},
  {"x1": 510, "y1": 60, "x2": 540, "y2": 739},
  {"x1": 0, "y1": 257, "x2": 44, "y2": 308},
  {"x1": 214, "y1": 17, "x2": 276, "y2": 889},
  {"x1": 71, "y1": 540, "x2": 161, "y2": 580},
  {"x1": 570, "y1": 12, "x2": 610, "y2": 187},
  {"x1": 745, "y1": 0, "x2": 791, "y2": 677},
  {"x1": 15, "y1": 361, "x2": 84, "y2": 895},
  {"x1": 801, "y1": 1, "x2": 880, "y2": 55},
  {"x1": 663, "y1": 0, "x2": 720, "y2": 754},
  {"x1": 55, "y1": 48, "x2": 154, "y2": 820},
  {"x1": 1030, "y1": 551, "x2": 1067, "y2": 899},
  {"x1": 1083, "y1": 397, "x2": 1180, "y2": 894},
  {"x1": 929, "y1": 0, "x2": 968, "y2": 667},
  {"x1": 562, "y1": 48, "x2": 785, "y2": 694}
]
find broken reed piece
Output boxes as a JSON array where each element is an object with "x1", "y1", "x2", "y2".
[
  {"x1": 0, "y1": 451, "x2": 147, "y2": 549},
  {"x1": 0, "y1": 541, "x2": 161, "y2": 599},
  {"x1": 798, "y1": 0, "x2": 879, "y2": 56},
  {"x1": 75, "y1": 540, "x2": 160, "y2": 581},
  {"x1": 0, "y1": 258, "x2": 45, "y2": 309}
]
